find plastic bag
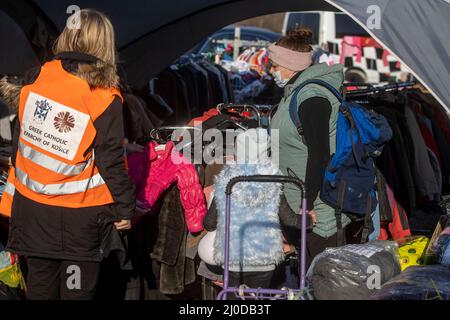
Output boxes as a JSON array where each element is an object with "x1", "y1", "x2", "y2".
[
  {"x1": 370, "y1": 265, "x2": 450, "y2": 300},
  {"x1": 0, "y1": 251, "x2": 26, "y2": 291},
  {"x1": 427, "y1": 222, "x2": 450, "y2": 266},
  {"x1": 307, "y1": 241, "x2": 401, "y2": 300}
]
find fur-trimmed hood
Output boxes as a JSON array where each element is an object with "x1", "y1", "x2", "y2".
[
  {"x1": 213, "y1": 159, "x2": 285, "y2": 272},
  {"x1": 0, "y1": 77, "x2": 21, "y2": 113},
  {"x1": 0, "y1": 52, "x2": 119, "y2": 113}
]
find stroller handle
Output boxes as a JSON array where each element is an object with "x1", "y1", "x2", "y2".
[
  {"x1": 225, "y1": 175, "x2": 305, "y2": 195},
  {"x1": 220, "y1": 174, "x2": 308, "y2": 300}
]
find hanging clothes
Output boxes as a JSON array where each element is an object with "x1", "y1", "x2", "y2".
[
  {"x1": 150, "y1": 184, "x2": 196, "y2": 295},
  {"x1": 127, "y1": 141, "x2": 206, "y2": 233},
  {"x1": 403, "y1": 100, "x2": 441, "y2": 202}
]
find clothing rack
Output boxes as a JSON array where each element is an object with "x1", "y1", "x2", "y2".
[
  {"x1": 344, "y1": 81, "x2": 416, "y2": 98},
  {"x1": 149, "y1": 126, "x2": 201, "y2": 144},
  {"x1": 217, "y1": 103, "x2": 262, "y2": 127},
  {"x1": 176, "y1": 53, "x2": 210, "y2": 66}
]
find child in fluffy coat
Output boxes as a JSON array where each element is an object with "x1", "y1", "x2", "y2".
[{"x1": 198, "y1": 129, "x2": 313, "y2": 289}]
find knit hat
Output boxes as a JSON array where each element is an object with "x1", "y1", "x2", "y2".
[{"x1": 235, "y1": 128, "x2": 270, "y2": 164}]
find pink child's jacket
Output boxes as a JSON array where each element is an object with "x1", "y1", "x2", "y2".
[{"x1": 127, "y1": 141, "x2": 206, "y2": 233}]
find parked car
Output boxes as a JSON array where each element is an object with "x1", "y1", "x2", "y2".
[{"x1": 189, "y1": 26, "x2": 281, "y2": 56}]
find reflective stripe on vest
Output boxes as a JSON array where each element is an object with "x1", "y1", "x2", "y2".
[
  {"x1": 15, "y1": 167, "x2": 106, "y2": 195},
  {"x1": 4, "y1": 181, "x2": 15, "y2": 196},
  {"x1": 18, "y1": 141, "x2": 93, "y2": 176}
]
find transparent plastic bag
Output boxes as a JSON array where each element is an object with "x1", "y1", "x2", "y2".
[
  {"x1": 307, "y1": 241, "x2": 401, "y2": 300},
  {"x1": 370, "y1": 265, "x2": 450, "y2": 300}
]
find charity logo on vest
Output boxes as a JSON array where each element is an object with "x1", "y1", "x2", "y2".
[
  {"x1": 54, "y1": 111, "x2": 75, "y2": 133},
  {"x1": 21, "y1": 92, "x2": 90, "y2": 161},
  {"x1": 33, "y1": 99, "x2": 52, "y2": 124}
]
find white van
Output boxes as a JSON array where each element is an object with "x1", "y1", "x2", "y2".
[{"x1": 282, "y1": 11, "x2": 411, "y2": 83}]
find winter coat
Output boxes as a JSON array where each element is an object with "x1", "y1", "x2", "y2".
[
  {"x1": 150, "y1": 184, "x2": 196, "y2": 295},
  {"x1": 127, "y1": 141, "x2": 206, "y2": 233},
  {"x1": 213, "y1": 160, "x2": 285, "y2": 272}
]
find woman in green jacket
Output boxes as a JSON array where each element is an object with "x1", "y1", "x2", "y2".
[{"x1": 268, "y1": 27, "x2": 350, "y2": 265}]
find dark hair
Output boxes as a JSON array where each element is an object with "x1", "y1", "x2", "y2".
[{"x1": 275, "y1": 27, "x2": 314, "y2": 52}]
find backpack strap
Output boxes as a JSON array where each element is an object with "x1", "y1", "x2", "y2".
[
  {"x1": 289, "y1": 79, "x2": 343, "y2": 136},
  {"x1": 335, "y1": 180, "x2": 347, "y2": 246},
  {"x1": 360, "y1": 195, "x2": 374, "y2": 243}
]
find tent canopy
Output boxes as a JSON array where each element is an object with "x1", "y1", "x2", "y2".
[
  {"x1": 29, "y1": 0, "x2": 337, "y2": 89},
  {"x1": 326, "y1": 0, "x2": 450, "y2": 112},
  {"x1": 1, "y1": 0, "x2": 449, "y2": 110},
  {"x1": 0, "y1": 10, "x2": 40, "y2": 75}
]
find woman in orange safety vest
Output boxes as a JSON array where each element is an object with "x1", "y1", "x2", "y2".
[{"x1": 0, "y1": 9, "x2": 135, "y2": 300}]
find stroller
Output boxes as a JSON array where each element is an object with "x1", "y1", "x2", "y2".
[{"x1": 216, "y1": 174, "x2": 309, "y2": 300}]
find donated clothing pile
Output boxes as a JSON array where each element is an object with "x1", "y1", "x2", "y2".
[
  {"x1": 370, "y1": 265, "x2": 450, "y2": 300},
  {"x1": 307, "y1": 241, "x2": 401, "y2": 300}
]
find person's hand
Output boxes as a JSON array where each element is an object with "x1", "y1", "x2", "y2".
[
  {"x1": 308, "y1": 210, "x2": 318, "y2": 225},
  {"x1": 114, "y1": 219, "x2": 131, "y2": 230},
  {"x1": 125, "y1": 143, "x2": 145, "y2": 154}
]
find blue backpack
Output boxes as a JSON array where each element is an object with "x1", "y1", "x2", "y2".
[{"x1": 289, "y1": 79, "x2": 393, "y2": 245}]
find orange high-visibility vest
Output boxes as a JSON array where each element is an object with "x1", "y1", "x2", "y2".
[
  {"x1": 14, "y1": 59, "x2": 122, "y2": 208},
  {"x1": 0, "y1": 167, "x2": 15, "y2": 217}
]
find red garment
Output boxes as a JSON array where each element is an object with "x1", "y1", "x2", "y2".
[
  {"x1": 388, "y1": 204, "x2": 411, "y2": 240},
  {"x1": 188, "y1": 108, "x2": 219, "y2": 125},
  {"x1": 378, "y1": 227, "x2": 388, "y2": 241},
  {"x1": 127, "y1": 141, "x2": 206, "y2": 232},
  {"x1": 382, "y1": 182, "x2": 411, "y2": 240}
]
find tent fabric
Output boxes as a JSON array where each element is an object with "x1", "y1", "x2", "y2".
[
  {"x1": 33, "y1": 0, "x2": 234, "y2": 48},
  {"x1": 0, "y1": 10, "x2": 40, "y2": 75},
  {"x1": 27, "y1": 0, "x2": 337, "y2": 88},
  {"x1": 326, "y1": 0, "x2": 450, "y2": 112},
  {"x1": 1, "y1": 0, "x2": 449, "y2": 111}
]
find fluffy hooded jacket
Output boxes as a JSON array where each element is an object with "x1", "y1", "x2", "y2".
[
  {"x1": 213, "y1": 159, "x2": 285, "y2": 272},
  {"x1": 127, "y1": 141, "x2": 206, "y2": 233}
]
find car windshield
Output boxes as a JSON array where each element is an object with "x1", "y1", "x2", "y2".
[
  {"x1": 205, "y1": 32, "x2": 274, "y2": 54},
  {"x1": 335, "y1": 14, "x2": 368, "y2": 38}
]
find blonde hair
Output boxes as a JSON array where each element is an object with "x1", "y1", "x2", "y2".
[{"x1": 53, "y1": 9, "x2": 116, "y2": 64}]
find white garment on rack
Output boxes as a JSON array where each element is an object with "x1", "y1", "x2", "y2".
[{"x1": 198, "y1": 230, "x2": 218, "y2": 266}]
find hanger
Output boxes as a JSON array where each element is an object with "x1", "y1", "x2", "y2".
[
  {"x1": 214, "y1": 119, "x2": 248, "y2": 131},
  {"x1": 148, "y1": 78, "x2": 158, "y2": 95},
  {"x1": 149, "y1": 126, "x2": 202, "y2": 144},
  {"x1": 217, "y1": 103, "x2": 262, "y2": 127},
  {"x1": 345, "y1": 81, "x2": 416, "y2": 99}
]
